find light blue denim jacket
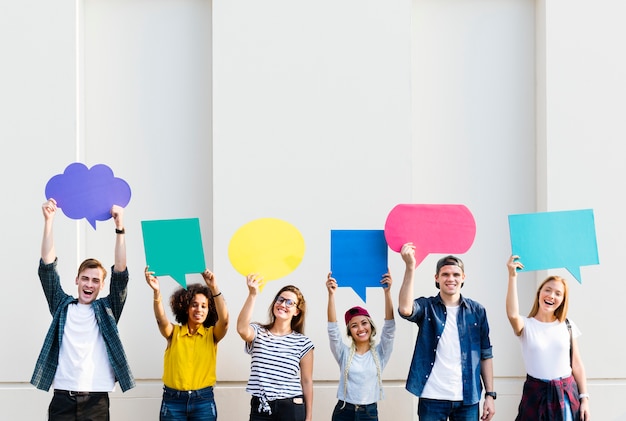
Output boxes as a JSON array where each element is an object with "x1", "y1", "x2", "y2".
[{"x1": 400, "y1": 293, "x2": 493, "y2": 405}]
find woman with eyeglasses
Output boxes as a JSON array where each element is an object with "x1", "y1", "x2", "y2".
[
  {"x1": 325, "y1": 271, "x2": 395, "y2": 421},
  {"x1": 236, "y1": 274, "x2": 314, "y2": 421}
]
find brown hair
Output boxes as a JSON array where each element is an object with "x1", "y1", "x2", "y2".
[
  {"x1": 528, "y1": 275, "x2": 569, "y2": 322},
  {"x1": 77, "y1": 258, "x2": 107, "y2": 281},
  {"x1": 261, "y1": 285, "x2": 307, "y2": 334}
]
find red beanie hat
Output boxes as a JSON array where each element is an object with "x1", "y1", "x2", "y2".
[{"x1": 344, "y1": 306, "x2": 370, "y2": 325}]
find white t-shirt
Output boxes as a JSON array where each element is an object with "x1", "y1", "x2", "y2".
[
  {"x1": 421, "y1": 306, "x2": 463, "y2": 400},
  {"x1": 519, "y1": 317, "x2": 581, "y2": 380},
  {"x1": 53, "y1": 303, "x2": 116, "y2": 392}
]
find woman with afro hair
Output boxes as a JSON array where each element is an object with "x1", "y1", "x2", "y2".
[{"x1": 145, "y1": 266, "x2": 229, "y2": 421}]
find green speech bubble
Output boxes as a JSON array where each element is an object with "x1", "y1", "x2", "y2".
[{"x1": 141, "y1": 218, "x2": 206, "y2": 289}]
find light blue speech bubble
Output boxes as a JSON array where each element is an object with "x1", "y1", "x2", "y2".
[
  {"x1": 330, "y1": 230, "x2": 388, "y2": 302},
  {"x1": 141, "y1": 218, "x2": 206, "y2": 289},
  {"x1": 508, "y1": 209, "x2": 599, "y2": 283}
]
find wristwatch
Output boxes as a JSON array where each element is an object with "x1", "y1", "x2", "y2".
[{"x1": 485, "y1": 391, "x2": 497, "y2": 400}]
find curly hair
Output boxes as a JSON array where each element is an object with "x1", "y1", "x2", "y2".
[
  {"x1": 169, "y1": 283, "x2": 219, "y2": 327},
  {"x1": 260, "y1": 285, "x2": 306, "y2": 334}
]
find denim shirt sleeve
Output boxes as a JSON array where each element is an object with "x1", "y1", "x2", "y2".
[
  {"x1": 478, "y1": 306, "x2": 493, "y2": 360},
  {"x1": 398, "y1": 297, "x2": 426, "y2": 323}
]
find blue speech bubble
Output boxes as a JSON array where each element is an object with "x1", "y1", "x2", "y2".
[
  {"x1": 330, "y1": 230, "x2": 389, "y2": 302},
  {"x1": 141, "y1": 218, "x2": 206, "y2": 289},
  {"x1": 508, "y1": 209, "x2": 599, "y2": 283},
  {"x1": 45, "y1": 162, "x2": 131, "y2": 229}
]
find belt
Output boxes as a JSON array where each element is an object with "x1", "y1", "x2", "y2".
[
  {"x1": 340, "y1": 401, "x2": 377, "y2": 411},
  {"x1": 163, "y1": 385, "x2": 214, "y2": 398},
  {"x1": 54, "y1": 389, "x2": 108, "y2": 397}
]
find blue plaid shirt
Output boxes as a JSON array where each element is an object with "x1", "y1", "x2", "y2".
[
  {"x1": 31, "y1": 258, "x2": 135, "y2": 392},
  {"x1": 400, "y1": 293, "x2": 493, "y2": 405}
]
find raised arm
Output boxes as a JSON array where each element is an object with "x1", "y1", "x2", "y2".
[
  {"x1": 41, "y1": 199, "x2": 57, "y2": 264},
  {"x1": 506, "y1": 255, "x2": 525, "y2": 336},
  {"x1": 145, "y1": 266, "x2": 173, "y2": 339},
  {"x1": 326, "y1": 272, "x2": 337, "y2": 322},
  {"x1": 398, "y1": 243, "x2": 416, "y2": 317},
  {"x1": 381, "y1": 271, "x2": 394, "y2": 320},
  {"x1": 236, "y1": 274, "x2": 262, "y2": 343},
  {"x1": 111, "y1": 205, "x2": 126, "y2": 272},
  {"x1": 202, "y1": 269, "x2": 229, "y2": 343}
]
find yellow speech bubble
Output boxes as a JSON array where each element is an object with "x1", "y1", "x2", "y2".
[{"x1": 228, "y1": 218, "x2": 305, "y2": 289}]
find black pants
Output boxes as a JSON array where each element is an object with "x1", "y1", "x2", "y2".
[
  {"x1": 49, "y1": 389, "x2": 110, "y2": 421},
  {"x1": 249, "y1": 395, "x2": 305, "y2": 421}
]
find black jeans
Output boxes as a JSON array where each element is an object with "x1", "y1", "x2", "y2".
[
  {"x1": 249, "y1": 395, "x2": 306, "y2": 421},
  {"x1": 49, "y1": 389, "x2": 110, "y2": 421},
  {"x1": 332, "y1": 401, "x2": 378, "y2": 421}
]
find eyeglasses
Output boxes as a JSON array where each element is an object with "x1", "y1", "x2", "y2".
[{"x1": 275, "y1": 296, "x2": 297, "y2": 308}]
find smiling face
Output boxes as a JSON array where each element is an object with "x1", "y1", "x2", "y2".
[
  {"x1": 273, "y1": 291, "x2": 300, "y2": 321},
  {"x1": 187, "y1": 293, "x2": 209, "y2": 326},
  {"x1": 75, "y1": 267, "x2": 105, "y2": 304},
  {"x1": 347, "y1": 315, "x2": 372, "y2": 344},
  {"x1": 435, "y1": 264, "x2": 465, "y2": 297},
  {"x1": 537, "y1": 279, "x2": 565, "y2": 315}
]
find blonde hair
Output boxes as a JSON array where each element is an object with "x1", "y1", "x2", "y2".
[
  {"x1": 528, "y1": 275, "x2": 569, "y2": 322},
  {"x1": 341, "y1": 316, "x2": 383, "y2": 408}
]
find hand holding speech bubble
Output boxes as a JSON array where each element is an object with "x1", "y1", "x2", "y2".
[
  {"x1": 141, "y1": 218, "x2": 206, "y2": 289},
  {"x1": 228, "y1": 218, "x2": 305, "y2": 291},
  {"x1": 330, "y1": 230, "x2": 388, "y2": 302},
  {"x1": 508, "y1": 209, "x2": 599, "y2": 283},
  {"x1": 45, "y1": 162, "x2": 131, "y2": 229},
  {"x1": 384, "y1": 204, "x2": 476, "y2": 267}
]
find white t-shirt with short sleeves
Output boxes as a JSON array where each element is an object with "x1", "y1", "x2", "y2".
[{"x1": 519, "y1": 317, "x2": 581, "y2": 380}]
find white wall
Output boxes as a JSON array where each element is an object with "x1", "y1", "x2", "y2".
[
  {"x1": 1, "y1": 0, "x2": 625, "y2": 420},
  {"x1": 540, "y1": 1, "x2": 626, "y2": 417}
]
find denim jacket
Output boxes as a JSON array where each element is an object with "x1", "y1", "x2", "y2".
[{"x1": 400, "y1": 293, "x2": 493, "y2": 405}]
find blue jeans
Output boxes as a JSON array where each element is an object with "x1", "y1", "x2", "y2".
[
  {"x1": 418, "y1": 398, "x2": 478, "y2": 421},
  {"x1": 331, "y1": 400, "x2": 378, "y2": 421},
  {"x1": 160, "y1": 385, "x2": 217, "y2": 421}
]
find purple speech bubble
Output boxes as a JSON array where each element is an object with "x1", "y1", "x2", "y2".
[{"x1": 45, "y1": 162, "x2": 131, "y2": 229}]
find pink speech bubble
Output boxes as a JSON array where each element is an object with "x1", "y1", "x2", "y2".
[{"x1": 384, "y1": 204, "x2": 476, "y2": 267}]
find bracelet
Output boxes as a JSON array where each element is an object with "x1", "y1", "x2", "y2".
[
  {"x1": 115, "y1": 228, "x2": 125, "y2": 234},
  {"x1": 212, "y1": 292, "x2": 222, "y2": 298},
  {"x1": 154, "y1": 295, "x2": 162, "y2": 303},
  {"x1": 578, "y1": 393, "x2": 590, "y2": 400}
]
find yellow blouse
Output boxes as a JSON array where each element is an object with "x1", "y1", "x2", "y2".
[{"x1": 163, "y1": 324, "x2": 217, "y2": 391}]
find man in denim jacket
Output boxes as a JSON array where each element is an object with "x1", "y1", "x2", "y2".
[{"x1": 398, "y1": 243, "x2": 495, "y2": 421}]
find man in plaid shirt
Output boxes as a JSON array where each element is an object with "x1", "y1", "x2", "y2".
[{"x1": 31, "y1": 198, "x2": 135, "y2": 420}]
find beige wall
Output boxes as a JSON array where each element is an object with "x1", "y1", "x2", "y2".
[{"x1": 1, "y1": 0, "x2": 625, "y2": 420}]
